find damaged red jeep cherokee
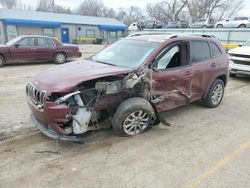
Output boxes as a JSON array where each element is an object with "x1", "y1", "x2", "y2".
[{"x1": 26, "y1": 34, "x2": 229, "y2": 142}]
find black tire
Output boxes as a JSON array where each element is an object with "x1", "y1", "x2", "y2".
[
  {"x1": 54, "y1": 52, "x2": 67, "y2": 64},
  {"x1": 0, "y1": 55, "x2": 5, "y2": 67},
  {"x1": 202, "y1": 25, "x2": 207, "y2": 28},
  {"x1": 112, "y1": 97, "x2": 156, "y2": 137},
  {"x1": 216, "y1": 24, "x2": 223, "y2": 28},
  {"x1": 239, "y1": 24, "x2": 246, "y2": 28},
  {"x1": 202, "y1": 79, "x2": 225, "y2": 108}
]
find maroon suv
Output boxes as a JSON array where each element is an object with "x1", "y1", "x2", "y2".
[
  {"x1": 26, "y1": 34, "x2": 229, "y2": 142},
  {"x1": 0, "y1": 35, "x2": 81, "y2": 66}
]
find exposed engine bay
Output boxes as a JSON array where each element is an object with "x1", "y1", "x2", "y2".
[{"x1": 49, "y1": 69, "x2": 156, "y2": 136}]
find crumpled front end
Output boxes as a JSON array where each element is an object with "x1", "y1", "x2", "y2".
[
  {"x1": 26, "y1": 83, "x2": 92, "y2": 142},
  {"x1": 26, "y1": 68, "x2": 166, "y2": 142}
]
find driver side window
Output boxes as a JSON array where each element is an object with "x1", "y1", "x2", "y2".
[
  {"x1": 156, "y1": 42, "x2": 189, "y2": 70},
  {"x1": 157, "y1": 46, "x2": 180, "y2": 70},
  {"x1": 18, "y1": 38, "x2": 35, "y2": 47}
]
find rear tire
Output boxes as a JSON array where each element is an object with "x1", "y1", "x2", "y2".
[
  {"x1": 202, "y1": 79, "x2": 224, "y2": 108},
  {"x1": 239, "y1": 24, "x2": 246, "y2": 28},
  {"x1": 112, "y1": 97, "x2": 156, "y2": 137},
  {"x1": 54, "y1": 52, "x2": 67, "y2": 64},
  {"x1": 0, "y1": 55, "x2": 5, "y2": 67}
]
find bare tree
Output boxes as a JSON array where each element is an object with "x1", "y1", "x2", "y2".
[
  {"x1": 77, "y1": 0, "x2": 104, "y2": 17},
  {"x1": 186, "y1": 0, "x2": 244, "y2": 22},
  {"x1": 116, "y1": 6, "x2": 144, "y2": 26},
  {"x1": 36, "y1": 0, "x2": 71, "y2": 14},
  {"x1": 102, "y1": 7, "x2": 116, "y2": 18},
  {"x1": 0, "y1": 0, "x2": 17, "y2": 9},
  {"x1": 146, "y1": 0, "x2": 188, "y2": 22}
]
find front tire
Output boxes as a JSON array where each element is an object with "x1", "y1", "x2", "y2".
[
  {"x1": 112, "y1": 97, "x2": 156, "y2": 137},
  {"x1": 54, "y1": 52, "x2": 67, "y2": 64},
  {"x1": 202, "y1": 79, "x2": 225, "y2": 108}
]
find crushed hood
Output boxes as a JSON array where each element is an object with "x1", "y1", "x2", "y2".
[{"x1": 31, "y1": 60, "x2": 130, "y2": 93}]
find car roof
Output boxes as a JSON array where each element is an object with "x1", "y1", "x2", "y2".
[
  {"x1": 18, "y1": 35, "x2": 56, "y2": 39},
  {"x1": 126, "y1": 33, "x2": 219, "y2": 43}
]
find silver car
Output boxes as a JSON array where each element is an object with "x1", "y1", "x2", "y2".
[
  {"x1": 215, "y1": 17, "x2": 250, "y2": 28},
  {"x1": 192, "y1": 18, "x2": 215, "y2": 28}
]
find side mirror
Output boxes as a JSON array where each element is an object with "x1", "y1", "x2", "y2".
[
  {"x1": 15, "y1": 44, "x2": 20, "y2": 48},
  {"x1": 238, "y1": 43, "x2": 243, "y2": 47}
]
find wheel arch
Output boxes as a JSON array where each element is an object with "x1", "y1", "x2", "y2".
[
  {"x1": 0, "y1": 53, "x2": 6, "y2": 61},
  {"x1": 54, "y1": 51, "x2": 67, "y2": 58},
  {"x1": 238, "y1": 24, "x2": 246, "y2": 28},
  {"x1": 203, "y1": 74, "x2": 227, "y2": 98}
]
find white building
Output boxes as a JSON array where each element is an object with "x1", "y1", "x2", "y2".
[{"x1": 0, "y1": 8, "x2": 127, "y2": 44}]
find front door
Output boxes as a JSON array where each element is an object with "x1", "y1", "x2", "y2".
[
  {"x1": 61, "y1": 28, "x2": 69, "y2": 43},
  {"x1": 9, "y1": 37, "x2": 37, "y2": 62},
  {"x1": 151, "y1": 42, "x2": 193, "y2": 112}
]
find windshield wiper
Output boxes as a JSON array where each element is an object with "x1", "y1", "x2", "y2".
[{"x1": 94, "y1": 60, "x2": 117, "y2": 66}]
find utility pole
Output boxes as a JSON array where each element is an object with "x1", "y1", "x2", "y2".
[{"x1": 52, "y1": 0, "x2": 55, "y2": 13}]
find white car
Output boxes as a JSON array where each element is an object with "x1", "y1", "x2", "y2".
[
  {"x1": 192, "y1": 18, "x2": 215, "y2": 28},
  {"x1": 228, "y1": 40, "x2": 250, "y2": 76},
  {"x1": 215, "y1": 17, "x2": 250, "y2": 28}
]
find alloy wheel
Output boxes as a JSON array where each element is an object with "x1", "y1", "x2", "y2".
[
  {"x1": 123, "y1": 110, "x2": 149, "y2": 136},
  {"x1": 211, "y1": 83, "x2": 223, "y2": 105},
  {"x1": 56, "y1": 53, "x2": 66, "y2": 64}
]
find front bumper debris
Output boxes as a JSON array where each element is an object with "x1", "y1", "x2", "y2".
[{"x1": 31, "y1": 114, "x2": 84, "y2": 143}]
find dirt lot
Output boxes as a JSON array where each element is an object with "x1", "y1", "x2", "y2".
[{"x1": 1, "y1": 45, "x2": 250, "y2": 188}]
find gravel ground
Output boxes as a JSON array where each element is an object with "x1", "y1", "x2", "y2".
[{"x1": 0, "y1": 45, "x2": 250, "y2": 188}]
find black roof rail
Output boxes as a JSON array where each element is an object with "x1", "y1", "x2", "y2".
[{"x1": 189, "y1": 34, "x2": 215, "y2": 38}]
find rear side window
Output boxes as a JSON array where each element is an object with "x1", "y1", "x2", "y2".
[
  {"x1": 191, "y1": 41, "x2": 210, "y2": 63},
  {"x1": 209, "y1": 42, "x2": 221, "y2": 58},
  {"x1": 37, "y1": 38, "x2": 55, "y2": 47}
]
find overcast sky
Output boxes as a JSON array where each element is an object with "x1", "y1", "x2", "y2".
[{"x1": 21, "y1": 0, "x2": 250, "y2": 16}]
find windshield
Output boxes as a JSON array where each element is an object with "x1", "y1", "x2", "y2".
[
  {"x1": 197, "y1": 19, "x2": 205, "y2": 22},
  {"x1": 6, "y1": 37, "x2": 21, "y2": 46},
  {"x1": 243, "y1": 40, "x2": 250, "y2": 46},
  {"x1": 168, "y1": 22, "x2": 178, "y2": 25},
  {"x1": 91, "y1": 39, "x2": 160, "y2": 69}
]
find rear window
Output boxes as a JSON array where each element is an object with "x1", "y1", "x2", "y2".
[
  {"x1": 191, "y1": 41, "x2": 210, "y2": 63},
  {"x1": 209, "y1": 42, "x2": 221, "y2": 57}
]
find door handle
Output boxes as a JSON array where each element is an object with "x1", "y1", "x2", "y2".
[
  {"x1": 184, "y1": 71, "x2": 192, "y2": 76},
  {"x1": 210, "y1": 63, "x2": 216, "y2": 67},
  {"x1": 30, "y1": 47, "x2": 37, "y2": 50}
]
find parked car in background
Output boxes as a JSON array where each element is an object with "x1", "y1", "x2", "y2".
[
  {"x1": 128, "y1": 20, "x2": 163, "y2": 31},
  {"x1": 26, "y1": 34, "x2": 229, "y2": 142},
  {"x1": 228, "y1": 40, "x2": 250, "y2": 76},
  {"x1": 192, "y1": 18, "x2": 215, "y2": 28},
  {"x1": 215, "y1": 17, "x2": 250, "y2": 28},
  {"x1": 165, "y1": 21, "x2": 191, "y2": 28},
  {"x1": 0, "y1": 35, "x2": 81, "y2": 67}
]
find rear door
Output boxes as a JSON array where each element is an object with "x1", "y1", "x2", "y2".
[
  {"x1": 151, "y1": 42, "x2": 193, "y2": 112},
  {"x1": 9, "y1": 37, "x2": 36, "y2": 62},
  {"x1": 35, "y1": 37, "x2": 56, "y2": 61},
  {"x1": 189, "y1": 40, "x2": 219, "y2": 100}
]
